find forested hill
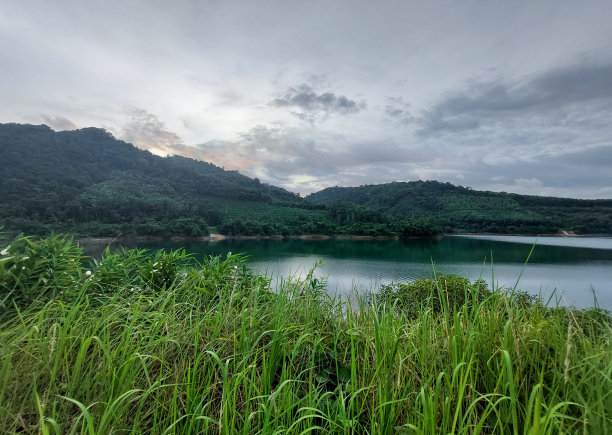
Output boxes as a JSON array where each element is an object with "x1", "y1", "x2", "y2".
[
  {"x1": 7, "y1": 122, "x2": 607, "y2": 237},
  {"x1": 0, "y1": 123, "x2": 301, "y2": 235},
  {"x1": 306, "y1": 181, "x2": 612, "y2": 234},
  {"x1": 0, "y1": 123, "x2": 437, "y2": 237}
]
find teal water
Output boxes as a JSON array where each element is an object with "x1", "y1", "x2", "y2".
[{"x1": 88, "y1": 235, "x2": 612, "y2": 310}]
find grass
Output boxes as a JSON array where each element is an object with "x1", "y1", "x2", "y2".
[{"x1": 0, "y1": 234, "x2": 611, "y2": 434}]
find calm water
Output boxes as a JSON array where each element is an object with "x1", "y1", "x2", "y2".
[{"x1": 87, "y1": 235, "x2": 612, "y2": 310}]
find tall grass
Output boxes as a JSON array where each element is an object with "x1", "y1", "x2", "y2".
[{"x1": 0, "y1": 234, "x2": 610, "y2": 434}]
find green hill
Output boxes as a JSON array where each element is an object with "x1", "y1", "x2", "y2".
[
  {"x1": 7, "y1": 123, "x2": 605, "y2": 237},
  {"x1": 306, "y1": 181, "x2": 612, "y2": 234},
  {"x1": 0, "y1": 123, "x2": 433, "y2": 237}
]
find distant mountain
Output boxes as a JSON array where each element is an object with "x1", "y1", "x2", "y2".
[
  {"x1": 0, "y1": 123, "x2": 435, "y2": 237},
  {"x1": 306, "y1": 181, "x2": 612, "y2": 234}
]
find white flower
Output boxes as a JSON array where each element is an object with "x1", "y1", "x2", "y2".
[
  {"x1": 85, "y1": 270, "x2": 92, "y2": 276},
  {"x1": 0, "y1": 247, "x2": 8, "y2": 256}
]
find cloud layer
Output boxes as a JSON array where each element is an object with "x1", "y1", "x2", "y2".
[
  {"x1": 2, "y1": 1, "x2": 612, "y2": 198},
  {"x1": 417, "y1": 60, "x2": 612, "y2": 137}
]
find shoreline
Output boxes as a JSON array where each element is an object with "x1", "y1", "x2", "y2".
[
  {"x1": 75, "y1": 231, "x2": 612, "y2": 245},
  {"x1": 450, "y1": 232, "x2": 612, "y2": 238},
  {"x1": 75, "y1": 233, "x2": 403, "y2": 244}
]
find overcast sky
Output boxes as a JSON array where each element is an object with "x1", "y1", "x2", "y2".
[{"x1": 2, "y1": 1, "x2": 612, "y2": 198}]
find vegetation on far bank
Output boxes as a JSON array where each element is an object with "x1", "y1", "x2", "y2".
[
  {"x1": 1, "y1": 234, "x2": 610, "y2": 433},
  {"x1": 307, "y1": 181, "x2": 612, "y2": 235}
]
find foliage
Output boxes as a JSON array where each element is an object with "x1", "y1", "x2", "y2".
[
  {"x1": 138, "y1": 249, "x2": 192, "y2": 292},
  {"x1": 0, "y1": 123, "x2": 439, "y2": 238},
  {"x1": 2, "y1": 124, "x2": 611, "y2": 237},
  {"x1": 326, "y1": 201, "x2": 440, "y2": 236},
  {"x1": 87, "y1": 246, "x2": 148, "y2": 295},
  {"x1": 0, "y1": 234, "x2": 611, "y2": 433},
  {"x1": 376, "y1": 274, "x2": 491, "y2": 317},
  {"x1": 307, "y1": 180, "x2": 612, "y2": 234},
  {"x1": 0, "y1": 234, "x2": 83, "y2": 309},
  {"x1": 215, "y1": 200, "x2": 439, "y2": 237},
  {"x1": 0, "y1": 123, "x2": 299, "y2": 237}
]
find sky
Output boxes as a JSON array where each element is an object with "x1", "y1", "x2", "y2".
[{"x1": 2, "y1": 0, "x2": 612, "y2": 198}]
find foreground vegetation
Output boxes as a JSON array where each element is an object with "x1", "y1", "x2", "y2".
[{"x1": 1, "y1": 234, "x2": 611, "y2": 433}]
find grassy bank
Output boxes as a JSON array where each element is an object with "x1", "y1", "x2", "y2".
[{"x1": 1, "y1": 235, "x2": 611, "y2": 433}]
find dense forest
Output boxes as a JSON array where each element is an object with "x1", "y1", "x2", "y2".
[
  {"x1": 3, "y1": 123, "x2": 610, "y2": 237},
  {"x1": 307, "y1": 181, "x2": 612, "y2": 234},
  {"x1": 0, "y1": 123, "x2": 436, "y2": 237}
]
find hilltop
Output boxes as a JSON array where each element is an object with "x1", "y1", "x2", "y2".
[
  {"x1": 0, "y1": 123, "x2": 433, "y2": 237},
  {"x1": 3, "y1": 123, "x2": 609, "y2": 237},
  {"x1": 306, "y1": 181, "x2": 612, "y2": 234}
]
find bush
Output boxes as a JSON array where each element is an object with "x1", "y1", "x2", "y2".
[
  {"x1": 191, "y1": 253, "x2": 271, "y2": 300},
  {"x1": 86, "y1": 246, "x2": 148, "y2": 295},
  {"x1": 377, "y1": 274, "x2": 491, "y2": 316},
  {"x1": 138, "y1": 249, "x2": 192, "y2": 292},
  {"x1": 0, "y1": 234, "x2": 83, "y2": 309}
]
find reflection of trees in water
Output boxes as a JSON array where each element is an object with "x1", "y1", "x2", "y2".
[{"x1": 110, "y1": 236, "x2": 612, "y2": 265}]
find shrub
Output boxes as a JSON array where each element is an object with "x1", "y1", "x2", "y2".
[
  {"x1": 189, "y1": 253, "x2": 271, "y2": 300},
  {"x1": 138, "y1": 249, "x2": 191, "y2": 292},
  {"x1": 0, "y1": 234, "x2": 83, "y2": 309},
  {"x1": 377, "y1": 274, "x2": 491, "y2": 316},
  {"x1": 87, "y1": 246, "x2": 148, "y2": 295}
]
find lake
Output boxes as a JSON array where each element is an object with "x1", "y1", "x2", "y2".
[{"x1": 86, "y1": 235, "x2": 612, "y2": 310}]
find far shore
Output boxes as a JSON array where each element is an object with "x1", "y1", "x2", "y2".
[
  {"x1": 76, "y1": 233, "x2": 402, "y2": 244},
  {"x1": 451, "y1": 232, "x2": 612, "y2": 238},
  {"x1": 74, "y1": 231, "x2": 611, "y2": 245}
]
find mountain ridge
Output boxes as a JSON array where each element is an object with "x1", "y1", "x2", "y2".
[
  {"x1": 2, "y1": 122, "x2": 611, "y2": 236},
  {"x1": 1, "y1": 123, "x2": 435, "y2": 237}
]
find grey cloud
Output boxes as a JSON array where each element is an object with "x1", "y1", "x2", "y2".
[
  {"x1": 418, "y1": 116, "x2": 480, "y2": 135},
  {"x1": 193, "y1": 124, "x2": 432, "y2": 193},
  {"x1": 529, "y1": 61, "x2": 612, "y2": 104},
  {"x1": 40, "y1": 115, "x2": 77, "y2": 131},
  {"x1": 272, "y1": 84, "x2": 365, "y2": 123},
  {"x1": 120, "y1": 107, "x2": 611, "y2": 198},
  {"x1": 385, "y1": 97, "x2": 414, "y2": 124},
  {"x1": 549, "y1": 145, "x2": 612, "y2": 167},
  {"x1": 116, "y1": 110, "x2": 612, "y2": 198},
  {"x1": 386, "y1": 108, "x2": 403, "y2": 118},
  {"x1": 121, "y1": 108, "x2": 185, "y2": 155},
  {"x1": 443, "y1": 144, "x2": 612, "y2": 198},
  {"x1": 417, "y1": 60, "x2": 612, "y2": 136},
  {"x1": 119, "y1": 109, "x2": 252, "y2": 165}
]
